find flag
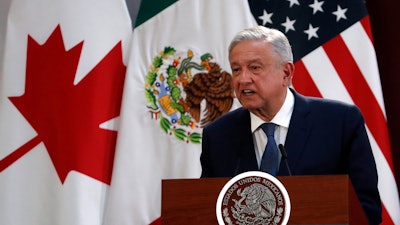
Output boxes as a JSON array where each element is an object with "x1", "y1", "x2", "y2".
[
  {"x1": 0, "y1": 0, "x2": 132, "y2": 224},
  {"x1": 103, "y1": 0, "x2": 257, "y2": 224},
  {"x1": 248, "y1": 0, "x2": 400, "y2": 224}
]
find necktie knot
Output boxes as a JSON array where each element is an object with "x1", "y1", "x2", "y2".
[{"x1": 261, "y1": 123, "x2": 275, "y2": 137}]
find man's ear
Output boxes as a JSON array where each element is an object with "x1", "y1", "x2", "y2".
[{"x1": 282, "y1": 62, "x2": 294, "y2": 85}]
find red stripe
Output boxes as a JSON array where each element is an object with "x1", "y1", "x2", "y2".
[
  {"x1": 358, "y1": 16, "x2": 398, "y2": 225},
  {"x1": 360, "y1": 16, "x2": 374, "y2": 45},
  {"x1": 322, "y1": 34, "x2": 394, "y2": 172},
  {"x1": 382, "y1": 203, "x2": 395, "y2": 225},
  {"x1": 293, "y1": 60, "x2": 322, "y2": 98},
  {"x1": 149, "y1": 217, "x2": 161, "y2": 225},
  {"x1": 0, "y1": 136, "x2": 41, "y2": 172}
]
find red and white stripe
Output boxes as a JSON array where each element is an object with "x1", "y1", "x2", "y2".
[{"x1": 293, "y1": 16, "x2": 400, "y2": 225}]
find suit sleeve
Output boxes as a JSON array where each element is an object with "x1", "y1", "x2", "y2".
[
  {"x1": 344, "y1": 105, "x2": 382, "y2": 225},
  {"x1": 200, "y1": 126, "x2": 212, "y2": 178}
]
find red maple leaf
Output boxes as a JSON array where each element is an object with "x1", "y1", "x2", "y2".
[{"x1": 0, "y1": 25, "x2": 126, "y2": 185}]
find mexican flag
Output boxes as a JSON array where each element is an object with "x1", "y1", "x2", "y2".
[
  {"x1": 103, "y1": 0, "x2": 257, "y2": 224},
  {"x1": 0, "y1": 0, "x2": 132, "y2": 224}
]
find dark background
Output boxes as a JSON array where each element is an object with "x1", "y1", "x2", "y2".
[{"x1": 366, "y1": 0, "x2": 400, "y2": 192}]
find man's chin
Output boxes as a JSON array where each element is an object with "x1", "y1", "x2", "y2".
[{"x1": 240, "y1": 103, "x2": 260, "y2": 111}]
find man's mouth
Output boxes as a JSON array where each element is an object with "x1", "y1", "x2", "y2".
[{"x1": 242, "y1": 89, "x2": 255, "y2": 95}]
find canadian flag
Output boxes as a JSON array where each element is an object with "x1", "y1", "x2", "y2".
[{"x1": 0, "y1": 0, "x2": 132, "y2": 225}]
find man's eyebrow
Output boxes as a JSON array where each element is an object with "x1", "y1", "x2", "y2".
[{"x1": 231, "y1": 58, "x2": 263, "y2": 65}]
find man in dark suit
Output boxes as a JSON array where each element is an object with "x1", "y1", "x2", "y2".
[{"x1": 200, "y1": 26, "x2": 381, "y2": 224}]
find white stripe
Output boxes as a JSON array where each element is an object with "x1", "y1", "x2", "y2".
[
  {"x1": 341, "y1": 22, "x2": 386, "y2": 116},
  {"x1": 367, "y1": 127, "x2": 400, "y2": 225},
  {"x1": 301, "y1": 47, "x2": 353, "y2": 104}
]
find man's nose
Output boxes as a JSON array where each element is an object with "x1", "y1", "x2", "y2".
[{"x1": 237, "y1": 69, "x2": 252, "y2": 83}]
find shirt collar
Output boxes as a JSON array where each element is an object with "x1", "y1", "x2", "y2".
[{"x1": 250, "y1": 88, "x2": 294, "y2": 132}]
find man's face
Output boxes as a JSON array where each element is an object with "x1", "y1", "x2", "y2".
[{"x1": 229, "y1": 40, "x2": 292, "y2": 114}]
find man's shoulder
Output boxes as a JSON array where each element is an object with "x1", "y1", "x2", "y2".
[
  {"x1": 293, "y1": 90, "x2": 357, "y2": 109},
  {"x1": 203, "y1": 107, "x2": 249, "y2": 130},
  {"x1": 292, "y1": 90, "x2": 362, "y2": 117}
]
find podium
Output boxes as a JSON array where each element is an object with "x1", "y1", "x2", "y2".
[{"x1": 161, "y1": 175, "x2": 368, "y2": 224}]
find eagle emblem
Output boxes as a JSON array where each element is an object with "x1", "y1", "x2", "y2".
[{"x1": 144, "y1": 47, "x2": 234, "y2": 143}]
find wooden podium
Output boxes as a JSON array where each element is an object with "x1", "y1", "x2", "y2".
[{"x1": 161, "y1": 175, "x2": 368, "y2": 224}]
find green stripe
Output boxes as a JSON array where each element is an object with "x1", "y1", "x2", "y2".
[{"x1": 135, "y1": 0, "x2": 178, "y2": 27}]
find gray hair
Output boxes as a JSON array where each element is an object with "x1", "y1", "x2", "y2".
[{"x1": 228, "y1": 26, "x2": 293, "y2": 63}]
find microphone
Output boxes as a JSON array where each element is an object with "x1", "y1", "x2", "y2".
[{"x1": 279, "y1": 144, "x2": 292, "y2": 176}]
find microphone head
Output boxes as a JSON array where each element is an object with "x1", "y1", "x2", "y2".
[
  {"x1": 278, "y1": 144, "x2": 288, "y2": 158},
  {"x1": 278, "y1": 144, "x2": 292, "y2": 176}
]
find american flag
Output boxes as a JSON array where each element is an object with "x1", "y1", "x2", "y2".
[{"x1": 248, "y1": 0, "x2": 400, "y2": 224}]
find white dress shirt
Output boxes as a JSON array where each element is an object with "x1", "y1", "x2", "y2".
[{"x1": 250, "y1": 88, "x2": 294, "y2": 167}]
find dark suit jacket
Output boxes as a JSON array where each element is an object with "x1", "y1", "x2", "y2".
[{"x1": 200, "y1": 89, "x2": 381, "y2": 225}]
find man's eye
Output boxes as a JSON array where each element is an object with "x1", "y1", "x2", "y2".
[
  {"x1": 232, "y1": 68, "x2": 240, "y2": 73},
  {"x1": 250, "y1": 66, "x2": 259, "y2": 70}
]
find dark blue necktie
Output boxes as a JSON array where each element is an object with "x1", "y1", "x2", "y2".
[{"x1": 260, "y1": 123, "x2": 279, "y2": 176}]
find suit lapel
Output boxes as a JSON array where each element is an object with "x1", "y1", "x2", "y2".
[
  {"x1": 281, "y1": 90, "x2": 311, "y2": 174},
  {"x1": 233, "y1": 108, "x2": 259, "y2": 173},
  {"x1": 232, "y1": 91, "x2": 313, "y2": 175}
]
